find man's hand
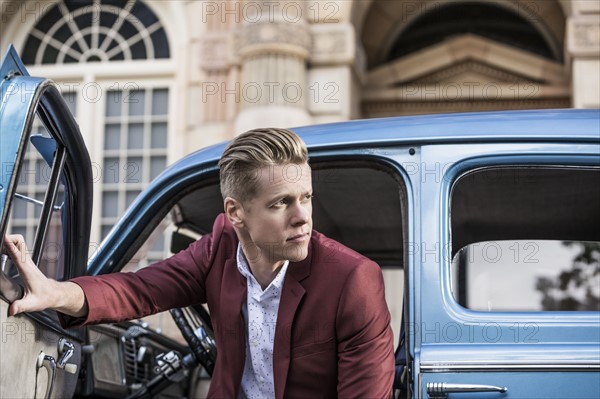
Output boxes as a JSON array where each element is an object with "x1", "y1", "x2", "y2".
[{"x1": 2, "y1": 234, "x2": 87, "y2": 317}]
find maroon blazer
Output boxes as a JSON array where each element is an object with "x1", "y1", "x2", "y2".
[{"x1": 67, "y1": 214, "x2": 395, "y2": 398}]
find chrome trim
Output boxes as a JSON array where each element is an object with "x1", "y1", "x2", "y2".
[
  {"x1": 14, "y1": 193, "x2": 62, "y2": 211},
  {"x1": 427, "y1": 382, "x2": 507, "y2": 398},
  {"x1": 36, "y1": 352, "x2": 56, "y2": 399},
  {"x1": 421, "y1": 363, "x2": 600, "y2": 371}
]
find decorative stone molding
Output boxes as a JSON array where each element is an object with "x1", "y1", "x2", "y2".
[
  {"x1": 363, "y1": 83, "x2": 569, "y2": 103},
  {"x1": 198, "y1": 31, "x2": 235, "y2": 71},
  {"x1": 309, "y1": 23, "x2": 355, "y2": 66},
  {"x1": 412, "y1": 61, "x2": 530, "y2": 84},
  {"x1": 362, "y1": 98, "x2": 571, "y2": 118},
  {"x1": 367, "y1": 35, "x2": 567, "y2": 88},
  {"x1": 568, "y1": 16, "x2": 600, "y2": 57},
  {"x1": 235, "y1": 21, "x2": 311, "y2": 59}
]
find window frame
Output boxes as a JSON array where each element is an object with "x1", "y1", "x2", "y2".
[{"x1": 441, "y1": 149, "x2": 600, "y2": 323}]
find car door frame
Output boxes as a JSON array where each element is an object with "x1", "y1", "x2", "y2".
[{"x1": 0, "y1": 45, "x2": 93, "y2": 399}]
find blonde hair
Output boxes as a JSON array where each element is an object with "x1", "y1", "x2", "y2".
[{"x1": 218, "y1": 128, "x2": 308, "y2": 202}]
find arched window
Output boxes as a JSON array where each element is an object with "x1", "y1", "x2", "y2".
[
  {"x1": 22, "y1": 0, "x2": 169, "y2": 65},
  {"x1": 11, "y1": 0, "x2": 174, "y2": 254},
  {"x1": 387, "y1": 2, "x2": 560, "y2": 63}
]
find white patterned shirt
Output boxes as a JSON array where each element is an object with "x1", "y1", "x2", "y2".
[{"x1": 236, "y1": 244, "x2": 289, "y2": 399}]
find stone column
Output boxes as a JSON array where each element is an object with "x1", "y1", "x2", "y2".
[
  {"x1": 306, "y1": 1, "x2": 363, "y2": 123},
  {"x1": 308, "y1": 22, "x2": 361, "y2": 123},
  {"x1": 567, "y1": 2, "x2": 600, "y2": 108},
  {"x1": 234, "y1": 3, "x2": 312, "y2": 133}
]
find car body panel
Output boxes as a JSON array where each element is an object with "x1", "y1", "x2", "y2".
[{"x1": 0, "y1": 300, "x2": 83, "y2": 398}]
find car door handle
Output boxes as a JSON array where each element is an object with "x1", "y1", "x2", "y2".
[
  {"x1": 37, "y1": 352, "x2": 56, "y2": 399},
  {"x1": 57, "y1": 338, "x2": 78, "y2": 374},
  {"x1": 427, "y1": 382, "x2": 508, "y2": 398}
]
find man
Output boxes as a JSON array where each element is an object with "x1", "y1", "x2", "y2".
[{"x1": 4, "y1": 128, "x2": 395, "y2": 398}]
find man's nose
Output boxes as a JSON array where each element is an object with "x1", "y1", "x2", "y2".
[{"x1": 291, "y1": 202, "x2": 311, "y2": 225}]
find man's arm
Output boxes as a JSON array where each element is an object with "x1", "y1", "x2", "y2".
[
  {"x1": 3, "y1": 213, "x2": 228, "y2": 326},
  {"x1": 3, "y1": 234, "x2": 88, "y2": 317},
  {"x1": 336, "y1": 260, "x2": 395, "y2": 398}
]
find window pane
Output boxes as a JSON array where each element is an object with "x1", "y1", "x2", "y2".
[
  {"x1": 125, "y1": 157, "x2": 143, "y2": 183},
  {"x1": 127, "y1": 123, "x2": 144, "y2": 149},
  {"x1": 130, "y1": 41, "x2": 147, "y2": 60},
  {"x1": 152, "y1": 89, "x2": 169, "y2": 115},
  {"x1": 106, "y1": 91, "x2": 122, "y2": 117},
  {"x1": 102, "y1": 191, "x2": 119, "y2": 218},
  {"x1": 39, "y1": 204, "x2": 66, "y2": 280},
  {"x1": 7, "y1": 117, "x2": 68, "y2": 281},
  {"x1": 151, "y1": 122, "x2": 167, "y2": 148},
  {"x1": 36, "y1": 159, "x2": 48, "y2": 186},
  {"x1": 13, "y1": 198, "x2": 28, "y2": 219},
  {"x1": 451, "y1": 167, "x2": 600, "y2": 312},
  {"x1": 128, "y1": 90, "x2": 145, "y2": 116},
  {"x1": 105, "y1": 124, "x2": 121, "y2": 150},
  {"x1": 150, "y1": 156, "x2": 166, "y2": 180},
  {"x1": 452, "y1": 240, "x2": 600, "y2": 312},
  {"x1": 103, "y1": 157, "x2": 120, "y2": 184},
  {"x1": 42, "y1": 46, "x2": 58, "y2": 64}
]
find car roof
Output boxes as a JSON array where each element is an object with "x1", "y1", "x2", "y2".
[
  {"x1": 296, "y1": 108, "x2": 600, "y2": 147},
  {"x1": 172, "y1": 109, "x2": 600, "y2": 171}
]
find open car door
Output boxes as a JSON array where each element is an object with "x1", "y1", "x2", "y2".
[{"x1": 0, "y1": 45, "x2": 93, "y2": 398}]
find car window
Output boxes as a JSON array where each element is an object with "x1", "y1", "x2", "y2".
[
  {"x1": 451, "y1": 239, "x2": 600, "y2": 311},
  {"x1": 5, "y1": 106, "x2": 75, "y2": 281},
  {"x1": 450, "y1": 166, "x2": 600, "y2": 312}
]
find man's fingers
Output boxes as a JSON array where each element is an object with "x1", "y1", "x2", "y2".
[
  {"x1": 2, "y1": 235, "x2": 26, "y2": 266},
  {"x1": 9, "y1": 293, "x2": 43, "y2": 316},
  {"x1": 9, "y1": 300, "x2": 21, "y2": 316},
  {"x1": 2, "y1": 235, "x2": 37, "y2": 278},
  {"x1": 3, "y1": 234, "x2": 27, "y2": 258},
  {"x1": 2, "y1": 236, "x2": 49, "y2": 311}
]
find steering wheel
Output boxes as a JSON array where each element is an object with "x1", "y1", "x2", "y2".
[{"x1": 170, "y1": 304, "x2": 217, "y2": 376}]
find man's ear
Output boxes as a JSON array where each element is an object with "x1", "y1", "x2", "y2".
[{"x1": 224, "y1": 197, "x2": 244, "y2": 227}]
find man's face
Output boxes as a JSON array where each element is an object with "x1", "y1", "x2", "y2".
[{"x1": 238, "y1": 162, "x2": 313, "y2": 265}]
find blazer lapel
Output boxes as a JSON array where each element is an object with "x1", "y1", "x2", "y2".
[
  {"x1": 221, "y1": 258, "x2": 247, "y2": 394},
  {"x1": 272, "y1": 243, "x2": 312, "y2": 399}
]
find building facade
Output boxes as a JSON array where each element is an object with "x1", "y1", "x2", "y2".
[{"x1": 2, "y1": 0, "x2": 599, "y2": 243}]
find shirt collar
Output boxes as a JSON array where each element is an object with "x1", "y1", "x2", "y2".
[{"x1": 236, "y1": 243, "x2": 289, "y2": 291}]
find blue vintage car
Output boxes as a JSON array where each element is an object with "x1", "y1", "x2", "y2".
[{"x1": 1, "y1": 45, "x2": 599, "y2": 398}]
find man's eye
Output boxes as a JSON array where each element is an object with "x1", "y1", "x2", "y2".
[{"x1": 272, "y1": 199, "x2": 287, "y2": 207}]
